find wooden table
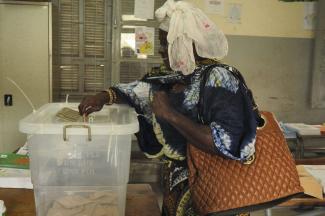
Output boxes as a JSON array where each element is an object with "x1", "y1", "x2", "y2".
[{"x1": 0, "y1": 184, "x2": 161, "y2": 216}]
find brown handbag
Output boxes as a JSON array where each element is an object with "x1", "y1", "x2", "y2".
[
  {"x1": 187, "y1": 65, "x2": 304, "y2": 216},
  {"x1": 188, "y1": 111, "x2": 303, "y2": 216}
]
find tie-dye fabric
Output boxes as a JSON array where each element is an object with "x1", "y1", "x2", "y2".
[{"x1": 112, "y1": 64, "x2": 257, "y2": 162}]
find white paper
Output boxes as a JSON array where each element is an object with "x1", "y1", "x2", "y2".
[
  {"x1": 228, "y1": 3, "x2": 242, "y2": 24},
  {"x1": 0, "y1": 168, "x2": 33, "y2": 189},
  {"x1": 135, "y1": 26, "x2": 155, "y2": 56},
  {"x1": 16, "y1": 142, "x2": 29, "y2": 155},
  {"x1": 204, "y1": 0, "x2": 224, "y2": 15},
  {"x1": 134, "y1": 0, "x2": 154, "y2": 20},
  {"x1": 304, "y1": 2, "x2": 317, "y2": 30},
  {"x1": 303, "y1": 165, "x2": 325, "y2": 193}
]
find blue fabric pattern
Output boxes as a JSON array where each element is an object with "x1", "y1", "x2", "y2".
[
  {"x1": 210, "y1": 122, "x2": 251, "y2": 161},
  {"x1": 206, "y1": 67, "x2": 239, "y2": 93},
  {"x1": 183, "y1": 72, "x2": 201, "y2": 110},
  {"x1": 114, "y1": 81, "x2": 153, "y2": 123}
]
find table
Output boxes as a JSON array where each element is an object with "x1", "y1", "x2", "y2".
[
  {"x1": 265, "y1": 158, "x2": 325, "y2": 216},
  {"x1": 286, "y1": 137, "x2": 300, "y2": 159},
  {"x1": 0, "y1": 184, "x2": 161, "y2": 216},
  {"x1": 296, "y1": 134, "x2": 325, "y2": 159}
]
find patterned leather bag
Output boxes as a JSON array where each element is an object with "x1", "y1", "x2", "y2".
[{"x1": 187, "y1": 65, "x2": 304, "y2": 216}]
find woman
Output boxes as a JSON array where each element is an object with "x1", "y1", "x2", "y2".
[{"x1": 79, "y1": 1, "x2": 257, "y2": 215}]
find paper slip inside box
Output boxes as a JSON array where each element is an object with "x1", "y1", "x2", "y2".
[{"x1": 297, "y1": 165, "x2": 323, "y2": 199}]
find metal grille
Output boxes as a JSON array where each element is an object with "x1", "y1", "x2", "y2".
[
  {"x1": 60, "y1": 65, "x2": 79, "y2": 91},
  {"x1": 59, "y1": 0, "x2": 79, "y2": 57},
  {"x1": 85, "y1": 0, "x2": 105, "y2": 57},
  {"x1": 53, "y1": 0, "x2": 166, "y2": 101},
  {"x1": 120, "y1": 62, "x2": 161, "y2": 83},
  {"x1": 84, "y1": 65, "x2": 105, "y2": 91},
  {"x1": 53, "y1": 0, "x2": 113, "y2": 101}
]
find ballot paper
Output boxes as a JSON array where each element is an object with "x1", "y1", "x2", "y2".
[{"x1": 47, "y1": 192, "x2": 118, "y2": 216}]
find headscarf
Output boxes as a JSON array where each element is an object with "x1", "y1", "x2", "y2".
[{"x1": 155, "y1": 0, "x2": 228, "y2": 75}]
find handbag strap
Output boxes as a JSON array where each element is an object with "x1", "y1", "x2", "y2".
[{"x1": 197, "y1": 64, "x2": 262, "y2": 125}]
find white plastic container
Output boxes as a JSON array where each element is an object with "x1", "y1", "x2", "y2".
[{"x1": 19, "y1": 103, "x2": 139, "y2": 216}]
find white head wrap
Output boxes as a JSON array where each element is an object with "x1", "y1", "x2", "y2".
[{"x1": 155, "y1": 0, "x2": 228, "y2": 75}]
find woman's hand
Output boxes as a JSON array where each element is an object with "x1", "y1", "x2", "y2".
[
  {"x1": 78, "y1": 92, "x2": 109, "y2": 116},
  {"x1": 152, "y1": 91, "x2": 175, "y2": 120},
  {"x1": 152, "y1": 90, "x2": 215, "y2": 153}
]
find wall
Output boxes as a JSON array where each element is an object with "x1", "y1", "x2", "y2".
[
  {"x1": 186, "y1": 0, "x2": 325, "y2": 124},
  {"x1": 188, "y1": 0, "x2": 313, "y2": 38},
  {"x1": 224, "y1": 36, "x2": 322, "y2": 123}
]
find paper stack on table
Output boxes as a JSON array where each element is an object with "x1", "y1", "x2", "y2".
[
  {"x1": 297, "y1": 165, "x2": 323, "y2": 199},
  {"x1": 279, "y1": 122, "x2": 297, "y2": 139},
  {"x1": 284, "y1": 123, "x2": 321, "y2": 136},
  {"x1": 303, "y1": 165, "x2": 325, "y2": 193},
  {"x1": 0, "y1": 153, "x2": 32, "y2": 189},
  {"x1": 0, "y1": 168, "x2": 32, "y2": 189}
]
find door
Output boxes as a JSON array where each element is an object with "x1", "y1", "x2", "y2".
[{"x1": 0, "y1": 1, "x2": 51, "y2": 152}]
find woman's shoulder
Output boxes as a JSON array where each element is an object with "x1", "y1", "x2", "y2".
[{"x1": 204, "y1": 64, "x2": 239, "y2": 93}]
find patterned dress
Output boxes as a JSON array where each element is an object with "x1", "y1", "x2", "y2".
[{"x1": 112, "y1": 63, "x2": 257, "y2": 216}]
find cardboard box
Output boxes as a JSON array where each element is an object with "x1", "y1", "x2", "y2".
[{"x1": 297, "y1": 165, "x2": 324, "y2": 199}]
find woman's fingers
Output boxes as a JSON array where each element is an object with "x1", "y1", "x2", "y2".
[
  {"x1": 84, "y1": 105, "x2": 102, "y2": 116},
  {"x1": 78, "y1": 98, "x2": 87, "y2": 115},
  {"x1": 78, "y1": 92, "x2": 109, "y2": 116},
  {"x1": 78, "y1": 96, "x2": 100, "y2": 116}
]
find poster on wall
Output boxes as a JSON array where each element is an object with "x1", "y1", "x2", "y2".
[
  {"x1": 135, "y1": 27, "x2": 155, "y2": 56},
  {"x1": 303, "y1": 2, "x2": 317, "y2": 30},
  {"x1": 204, "y1": 0, "x2": 224, "y2": 15},
  {"x1": 134, "y1": 0, "x2": 155, "y2": 20},
  {"x1": 228, "y1": 3, "x2": 242, "y2": 24}
]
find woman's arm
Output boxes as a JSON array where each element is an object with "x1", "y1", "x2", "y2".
[
  {"x1": 152, "y1": 91, "x2": 215, "y2": 153},
  {"x1": 79, "y1": 80, "x2": 151, "y2": 116}
]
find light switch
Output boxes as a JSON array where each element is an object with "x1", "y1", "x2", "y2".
[{"x1": 4, "y1": 94, "x2": 13, "y2": 106}]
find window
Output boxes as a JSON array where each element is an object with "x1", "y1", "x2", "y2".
[
  {"x1": 119, "y1": 0, "x2": 165, "y2": 83},
  {"x1": 52, "y1": 0, "x2": 113, "y2": 101},
  {"x1": 52, "y1": 0, "x2": 164, "y2": 101}
]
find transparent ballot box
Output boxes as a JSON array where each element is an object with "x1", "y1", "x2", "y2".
[{"x1": 19, "y1": 103, "x2": 139, "y2": 216}]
